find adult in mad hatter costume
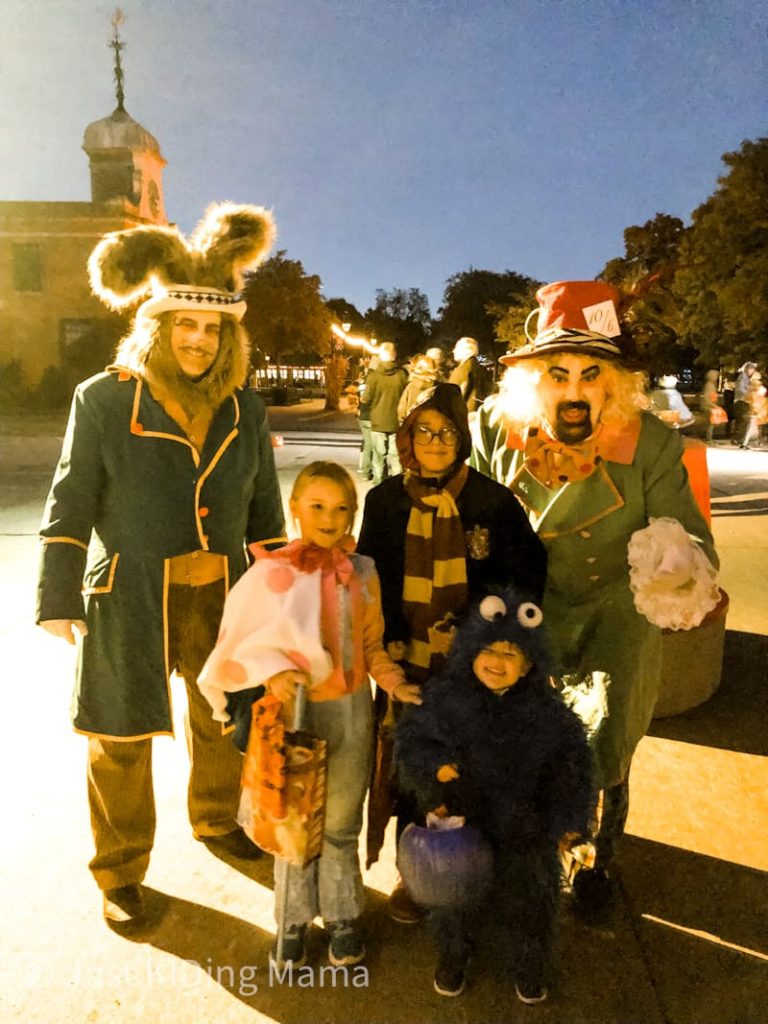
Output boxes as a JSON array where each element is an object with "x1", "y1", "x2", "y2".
[
  {"x1": 37, "y1": 203, "x2": 286, "y2": 929},
  {"x1": 471, "y1": 281, "x2": 719, "y2": 918}
]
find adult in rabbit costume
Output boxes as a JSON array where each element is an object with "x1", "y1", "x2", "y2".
[{"x1": 37, "y1": 203, "x2": 286, "y2": 928}]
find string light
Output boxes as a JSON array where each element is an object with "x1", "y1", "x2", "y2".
[{"x1": 331, "y1": 322, "x2": 379, "y2": 355}]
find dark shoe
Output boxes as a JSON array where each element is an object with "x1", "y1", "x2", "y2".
[
  {"x1": 270, "y1": 924, "x2": 307, "y2": 969},
  {"x1": 201, "y1": 829, "x2": 262, "y2": 860},
  {"x1": 433, "y1": 956, "x2": 467, "y2": 997},
  {"x1": 327, "y1": 919, "x2": 366, "y2": 966},
  {"x1": 572, "y1": 865, "x2": 615, "y2": 922},
  {"x1": 515, "y1": 979, "x2": 549, "y2": 1004},
  {"x1": 103, "y1": 884, "x2": 146, "y2": 927},
  {"x1": 387, "y1": 878, "x2": 426, "y2": 924}
]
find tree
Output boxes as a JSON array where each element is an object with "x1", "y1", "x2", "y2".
[
  {"x1": 325, "y1": 297, "x2": 365, "y2": 333},
  {"x1": 597, "y1": 213, "x2": 693, "y2": 372},
  {"x1": 435, "y1": 269, "x2": 539, "y2": 356},
  {"x1": 364, "y1": 287, "x2": 432, "y2": 359},
  {"x1": 674, "y1": 137, "x2": 768, "y2": 368},
  {"x1": 241, "y1": 251, "x2": 331, "y2": 369}
]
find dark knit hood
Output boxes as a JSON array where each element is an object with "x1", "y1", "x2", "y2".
[
  {"x1": 445, "y1": 585, "x2": 555, "y2": 689},
  {"x1": 396, "y1": 382, "x2": 472, "y2": 472}
]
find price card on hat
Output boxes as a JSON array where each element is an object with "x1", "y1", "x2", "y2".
[{"x1": 582, "y1": 300, "x2": 621, "y2": 337}]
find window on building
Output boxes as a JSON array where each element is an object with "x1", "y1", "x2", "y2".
[
  {"x1": 13, "y1": 244, "x2": 44, "y2": 292},
  {"x1": 60, "y1": 319, "x2": 93, "y2": 353}
]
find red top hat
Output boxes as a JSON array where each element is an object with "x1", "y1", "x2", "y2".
[{"x1": 500, "y1": 280, "x2": 624, "y2": 364}]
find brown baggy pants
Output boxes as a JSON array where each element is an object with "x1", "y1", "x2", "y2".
[{"x1": 86, "y1": 578, "x2": 243, "y2": 890}]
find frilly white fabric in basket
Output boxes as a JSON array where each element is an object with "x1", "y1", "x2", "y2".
[{"x1": 627, "y1": 517, "x2": 719, "y2": 631}]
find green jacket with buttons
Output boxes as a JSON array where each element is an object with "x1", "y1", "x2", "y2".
[
  {"x1": 471, "y1": 408, "x2": 717, "y2": 787},
  {"x1": 37, "y1": 369, "x2": 285, "y2": 738}
]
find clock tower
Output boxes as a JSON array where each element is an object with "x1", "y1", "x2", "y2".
[{"x1": 82, "y1": 10, "x2": 167, "y2": 225}]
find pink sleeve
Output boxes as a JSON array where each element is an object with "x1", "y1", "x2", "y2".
[{"x1": 362, "y1": 568, "x2": 406, "y2": 697}]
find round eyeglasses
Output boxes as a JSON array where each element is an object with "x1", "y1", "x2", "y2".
[{"x1": 413, "y1": 424, "x2": 460, "y2": 446}]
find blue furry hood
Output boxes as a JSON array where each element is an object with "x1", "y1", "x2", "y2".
[{"x1": 445, "y1": 586, "x2": 555, "y2": 688}]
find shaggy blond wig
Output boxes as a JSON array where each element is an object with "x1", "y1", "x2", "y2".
[
  {"x1": 492, "y1": 356, "x2": 649, "y2": 433},
  {"x1": 115, "y1": 311, "x2": 249, "y2": 416}
]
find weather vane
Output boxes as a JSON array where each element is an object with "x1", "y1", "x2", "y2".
[{"x1": 109, "y1": 8, "x2": 126, "y2": 112}]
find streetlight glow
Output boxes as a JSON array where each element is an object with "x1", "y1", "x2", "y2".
[{"x1": 331, "y1": 322, "x2": 379, "y2": 354}]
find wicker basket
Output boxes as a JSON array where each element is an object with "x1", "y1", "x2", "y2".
[{"x1": 653, "y1": 588, "x2": 729, "y2": 718}]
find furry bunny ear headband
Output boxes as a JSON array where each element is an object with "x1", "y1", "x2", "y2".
[{"x1": 88, "y1": 202, "x2": 276, "y2": 321}]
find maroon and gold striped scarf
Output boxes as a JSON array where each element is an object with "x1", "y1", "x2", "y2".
[{"x1": 402, "y1": 464, "x2": 469, "y2": 680}]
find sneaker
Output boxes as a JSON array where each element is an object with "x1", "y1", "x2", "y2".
[
  {"x1": 270, "y1": 924, "x2": 307, "y2": 968},
  {"x1": 102, "y1": 884, "x2": 146, "y2": 927},
  {"x1": 200, "y1": 829, "x2": 262, "y2": 861},
  {"x1": 515, "y1": 980, "x2": 548, "y2": 1004},
  {"x1": 387, "y1": 878, "x2": 426, "y2": 924},
  {"x1": 327, "y1": 919, "x2": 366, "y2": 966},
  {"x1": 433, "y1": 957, "x2": 467, "y2": 997},
  {"x1": 572, "y1": 865, "x2": 615, "y2": 923}
]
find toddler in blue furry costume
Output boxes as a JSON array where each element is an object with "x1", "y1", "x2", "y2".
[{"x1": 396, "y1": 587, "x2": 595, "y2": 1002}]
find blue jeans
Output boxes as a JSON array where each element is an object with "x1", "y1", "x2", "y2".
[
  {"x1": 370, "y1": 430, "x2": 401, "y2": 485},
  {"x1": 275, "y1": 684, "x2": 374, "y2": 927}
]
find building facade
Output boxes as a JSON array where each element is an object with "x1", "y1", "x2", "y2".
[{"x1": 0, "y1": 106, "x2": 167, "y2": 389}]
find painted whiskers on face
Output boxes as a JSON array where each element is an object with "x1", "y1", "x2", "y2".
[
  {"x1": 539, "y1": 355, "x2": 607, "y2": 443},
  {"x1": 170, "y1": 312, "x2": 222, "y2": 379}
]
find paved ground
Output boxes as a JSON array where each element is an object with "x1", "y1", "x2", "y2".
[{"x1": 0, "y1": 402, "x2": 766, "y2": 1023}]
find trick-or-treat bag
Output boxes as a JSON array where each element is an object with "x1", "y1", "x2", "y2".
[{"x1": 238, "y1": 694, "x2": 327, "y2": 867}]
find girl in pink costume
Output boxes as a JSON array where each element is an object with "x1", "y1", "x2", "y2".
[{"x1": 199, "y1": 461, "x2": 419, "y2": 968}]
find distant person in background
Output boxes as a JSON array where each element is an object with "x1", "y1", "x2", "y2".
[
  {"x1": 426, "y1": 346, "x2": 448, "y2": 381},
  {"x1": 448, "y1": 337, "x2": 490, "y2": 416},
  {"x1": 699, "y1": 370, "x2": 727, "y2": 442},
  {"x1": 743, "y1": 371, "x2": 768, "y2": 449},
  {"x1": 363, "y1": 342, "x2": 408, "y2": 485},
  {"x1": 649, "y1": 374, "x2": 696, "y2": 432},
  {"x1": 398, "y1": 354, "x2": 438, "y2": 422},
  {"x1": 732, "y1": 362, "x2": 758, "y2": 446},
  {"x1": 357, "y1": 356, "x2": 377, "y2": 480}
]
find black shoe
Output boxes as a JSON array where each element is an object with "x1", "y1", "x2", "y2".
[
  {"x1": 433, "y1": 956, "x2": 467, "y2": 997},
  {"x1": 201, "y1": 829, "x2": 262, "y2": 860},
  {"x1": 572, "y1": 865, "x2": 615, "y2": 922},
  {"x1": 103, "y1": 884, "x2": 146, "y2": 927},
  {"x1": 327, "y1": 919, "x2": 366, "y2": 966},
  {"x1": 515, "y1": 979, "x2": 548, "y2": 1004},
  {"x1": 270, "y1": 924, "x2": 308, "y2": 969}
]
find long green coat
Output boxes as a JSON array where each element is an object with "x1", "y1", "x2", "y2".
[
  {"x1": 471, "y1": 408, "x2": 717, "y2": 788},
  {"x1": 37, "y1": 369, "x2": 285, "y2": 739}
]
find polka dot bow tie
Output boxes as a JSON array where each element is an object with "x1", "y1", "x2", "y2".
[{"x1": 525, "y1": 430, "x2": 603, "y2": 488}]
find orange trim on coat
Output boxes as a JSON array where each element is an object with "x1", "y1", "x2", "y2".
[
  {"x1": 194, "y1": 425, "x2": 240, "y2": 549},
  {"x1": 255, "y1": 536, "x2": 288, "y2": 550},
  {"x1": 42, "y1": 536, "x2": 89, "y2": 552},
  {"x1": 536, "y1": 463, "x2": 625, "y2": 539},
  {"x1": 82, "y1": 553, "x2": 120, "y2": 595},
  {"x1": 161, "y1": 558, "x2": 175, "y2": 736},
  {"x1": 74, "y1": 727, "x2": 174, "y2": 741},
  {"x1": 129, "y1": 378, "x2": 200, "y2": 468}
]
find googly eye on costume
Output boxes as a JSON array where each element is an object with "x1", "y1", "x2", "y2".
[
  {"x1": 479, "y1": 595, "x2": 507, "y2": 621},
  {"x1": 517, "y1": 602, "x2": 543, "y2": 628}
]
